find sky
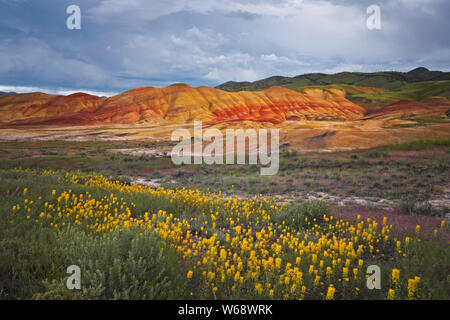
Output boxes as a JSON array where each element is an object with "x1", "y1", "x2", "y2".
[{"x1": 0, "y1": 0, "x2": 449, "y2": 96}]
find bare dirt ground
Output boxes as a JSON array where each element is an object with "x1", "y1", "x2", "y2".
[{"x1": 1, "y1": 120, "x2": 449, "y2": 152}]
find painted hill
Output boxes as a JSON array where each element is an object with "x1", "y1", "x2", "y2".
[
  {"x1": 363, "y1": 100, "x2": 446, "y2": 120},
  {"x1": 0, "y1": 84, "x2": 367, "y2": 126},
  {"x1": 217, "y1": 67, "x2": 450, "y2": 92}
]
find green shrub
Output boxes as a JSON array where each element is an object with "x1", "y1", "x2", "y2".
[
  {"x1": 273, "y1": 200, "x2": 329, "y2": 230},
  {"x1": 34, "y1": 228, "x2": 187, "y2": 300},
  {"x1": 384, "y1": 138, "x2": 450, "y2": 151},
  {"x1": 398, "y1": 198, "x2": 436, "y2": 216},
  {"x1": 364, "y1": 150, "x2": 388, "y2": 159}
]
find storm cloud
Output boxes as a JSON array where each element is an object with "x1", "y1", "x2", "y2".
[{"x1": 0, "y1": 0, "x2": 449, "y2": 94}]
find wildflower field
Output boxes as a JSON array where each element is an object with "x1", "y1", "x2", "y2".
[{"x1": 1, "y1": 168, "x2": 448, "y2": 300}]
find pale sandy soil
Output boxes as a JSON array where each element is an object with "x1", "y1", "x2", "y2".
[{"x1": 1, "y1": 120, "x2": 449, "y2": 152}]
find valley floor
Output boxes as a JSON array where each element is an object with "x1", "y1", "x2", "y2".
[
  {"x1": 1, "y1": 119, "x2": 450, "y2": 152},
  {"x1": 0, "y1": 135, "x2": 449, "y2": 300}
]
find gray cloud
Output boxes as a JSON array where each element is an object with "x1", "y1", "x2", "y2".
[{"x1": 0, "y1": 0, "x2": 448, "y2": 93}]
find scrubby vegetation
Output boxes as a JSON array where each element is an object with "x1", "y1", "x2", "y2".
[
  {"x1": 0, "y1": 139, "x2": 448, "y2": 214},
  {"x1": 382, "y1": 138, "x2": 450, "y2": 151},
  {"x1": 0, "y1": 169, "x2": 448, "y2": 300},
  {"x1": 350, "y1": 80, "x2": 450, "y2": 104}
]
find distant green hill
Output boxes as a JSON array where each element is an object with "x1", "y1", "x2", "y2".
[
  {"x1": 290, "y1": 80, "x2": 450, "y2": 114},
  {"x1": 0, "y1": 92, "x2": 16, "y2": 98},
  {"x1": 350, "y1": 80, "x2": 450, "y2": 105},
  {"x1": 291, "y1": 80, "x2": 450, "y2": 103},
  {"x1": 216, "y1": 67, "x2": 450, "y2": 92}
]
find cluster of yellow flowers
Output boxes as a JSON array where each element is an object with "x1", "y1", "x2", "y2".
[{"x1": 12, "y1": 169, "x2": 429, "y2": 300}]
